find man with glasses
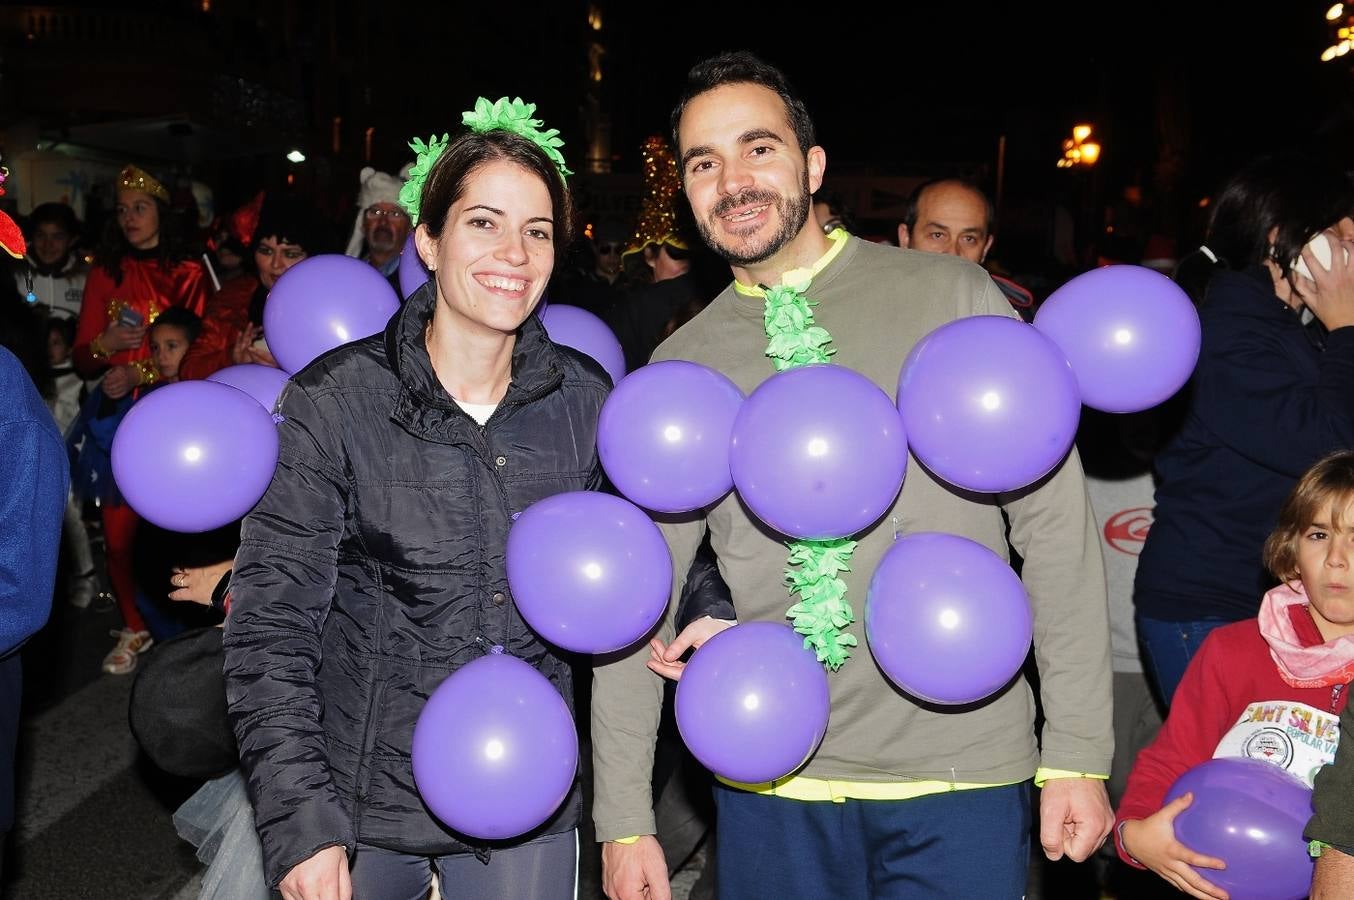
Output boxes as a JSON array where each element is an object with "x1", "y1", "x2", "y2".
[{"x1": 343, "y1": 166, "x2": 409, "y2": 281}]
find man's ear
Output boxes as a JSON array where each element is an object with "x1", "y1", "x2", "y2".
[
  {"x1": 897, "y1": 223, "x2": 911, "y2": 248},
  {"x1": 806, "y1": 146, "x2": 827, "y2": 196}
]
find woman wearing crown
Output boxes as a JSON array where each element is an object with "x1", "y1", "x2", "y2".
[{"x1": 72, "y1": 164, "x2": 208, "y2": 674}]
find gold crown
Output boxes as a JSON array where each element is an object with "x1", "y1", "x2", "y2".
[{"x1": 117, "y1": 165, "x2": 169, "y2": 203}]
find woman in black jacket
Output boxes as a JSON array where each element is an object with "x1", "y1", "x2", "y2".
[
  {"x1": 1134, "y1": 152, "x2": 1354, "y2": 707},
  {"x1": 224, "y1": 106, "x2": 609, "y2": 899}
]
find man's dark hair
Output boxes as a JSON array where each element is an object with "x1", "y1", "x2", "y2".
[
  {"x1": 670, "y1": 51, "x2": 816, "y2": 155},
  {"x1": 902, "y1": 179, "x2": 995, "y2": 235}
]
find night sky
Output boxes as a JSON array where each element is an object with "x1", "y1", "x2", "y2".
[{"x1": 380, "y1": 3, "x2": 1350, "y2": 240}]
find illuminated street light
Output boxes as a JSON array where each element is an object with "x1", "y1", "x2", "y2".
[
  {"x1": 286, "y1": 149, "x2": 306, "y2": 163},
  {"x1": 1057, "y1": 124, "x2": 1100, "y2": 168}
]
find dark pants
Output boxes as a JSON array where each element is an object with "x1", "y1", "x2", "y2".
[
  {"x1": 348, "y1": 829, "x2": 577, "y2": 900},
  {"x1": 714, "y1": 781, "x2": 1032, "y2": 900},
  {"x1": 1135, "y1": 614, "x2": 1229, "y2": 707}
]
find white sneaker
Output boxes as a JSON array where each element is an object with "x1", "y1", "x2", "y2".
[{"x1": 102, "y1": 628, "x2": 153, "y2": 675}]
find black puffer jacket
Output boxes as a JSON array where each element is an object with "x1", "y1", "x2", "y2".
[{"x1": 223, "y1": 283, "x2": 609, "y2": 887}]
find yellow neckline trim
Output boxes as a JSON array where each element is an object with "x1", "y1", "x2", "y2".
[{"x1": 733, "y1": 228, "x2": 849, "y2": 298}]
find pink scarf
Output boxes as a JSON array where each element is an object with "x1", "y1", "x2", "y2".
[{"x1": 1259, "y1": 582, "x2": 1354, "y2": 689}]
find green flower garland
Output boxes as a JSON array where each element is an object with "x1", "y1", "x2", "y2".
[
  {"x1": 462, "y1": 96, "x2": 572, "y2": 179},
  {"x1": 399, "y1": 134, "x2": 449, "y2": 226},
  {"x1": 398, "y1": 97, "x2": 572, "y2": 226},
  {"x1": 758, "y1": 237, "x2": 858, "y2": 670}
]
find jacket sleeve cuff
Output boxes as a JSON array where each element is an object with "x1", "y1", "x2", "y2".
[
  {"x1": 1034, "y1": 766, "x2": 1109, "y2": 787},
  {"x1": 594, "y1": 815, "x2": 657, "y2": 844}
]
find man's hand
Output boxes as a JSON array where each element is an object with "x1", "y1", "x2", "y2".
[
  {"x1": 1039, "y1": 777, "x2": 1113, "y2": 862},
  {"x1": 1120, "y1": 794, "x2": 1229, "y2": 899},
  {"x1": 602, "y1": 835, "x2": 670, "y2": 900},
  {"x1": 278, "y1": 844, "x2": 351, "y2": 900},
  {"x1": 645, "y1": 617, "x2": 735, "y2": 681}
]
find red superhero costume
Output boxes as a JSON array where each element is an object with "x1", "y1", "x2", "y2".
[{"x1": 72, "y1": 251, "x2": 207, "y2": 640}]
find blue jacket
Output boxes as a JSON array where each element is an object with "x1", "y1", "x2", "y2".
[
  {"x1": 1136, "y1": 267, "x2": 1354, "y2": 621},
  {"x1": 0, "y1": 346, "x2": 67, "y2": 656}
]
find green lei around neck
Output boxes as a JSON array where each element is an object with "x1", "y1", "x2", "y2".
[{"x1": 755, "y1": 232, "x2": 858, "y2": 670}]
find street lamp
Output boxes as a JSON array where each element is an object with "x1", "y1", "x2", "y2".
[
  {"x1": 1057, "y1": 123, "x2": 1100, "y2": 169},
  {"x1": 1321, "y1": 4, "x2": 1353, "y2": 60}
]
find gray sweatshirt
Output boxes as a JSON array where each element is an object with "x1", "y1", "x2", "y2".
[{"x1": 591, "y1": 237, "x2": 1113, "y2": 841}]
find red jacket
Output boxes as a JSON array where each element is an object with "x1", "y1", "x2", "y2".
[
  {"x1": 73, "y1": 255, "x2": 208, "y2": 378},
  {"x1": 1115, "y1": 610, "x2": 1348, "y2": 865},
  {"x1": 179, "y1": 275, "x2": 260, "y2": 381}
]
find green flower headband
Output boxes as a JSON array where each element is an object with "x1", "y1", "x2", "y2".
[{"x1": 398, "y1": 96, "x2": 571, "y2": 226}]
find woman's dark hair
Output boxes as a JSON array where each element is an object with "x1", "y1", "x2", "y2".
[
  {"x1": 150, "y1": 305, "x2": 202, "y2": 344},
  {"x1": 417, "y1": 129, "x2": 574, "y2": 254},
  {"x1": 96, "y1": 195, "x2": 196, "y2": 284},
  {"x1": 1207, "y1": 152, "x2": 1354, "y2": 286},
  {"x1": 670, "y1": 51, "x2": 816, "y2": 156}
]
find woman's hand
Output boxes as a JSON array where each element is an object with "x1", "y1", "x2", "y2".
[
  {"x1": 1120, "y1": 793, "x2": 1229, "y2": 899},
  {"x1": 102, "y1": 364, "x2": 138, "y2": 399},
  {"x1": 645, "y1": 617, "x2": 735, "y2": 681},
  {"x1": 100, "y1": 321, "x2": 148, "y2": 353},
  {"x1": 231, "y1": 326, "x2": 281, "y2": 368},
  {"x1": 169, "y1": 560, "x2": 233, "y2": 606},
  {"x1": 279, "y1": 845, "x2": 351, "y2": 900},
  {"x1": 1296, "y1": 232, "x2": 1354, "y2": 331}
]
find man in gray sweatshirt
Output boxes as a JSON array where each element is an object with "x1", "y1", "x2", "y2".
[{"x1": 593, "y1": 51, "x2": 1114, "y2": 900}]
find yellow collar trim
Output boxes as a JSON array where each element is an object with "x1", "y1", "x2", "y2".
[{"x1": 733, "y1": 228, "x2": 849, "y2": 298}]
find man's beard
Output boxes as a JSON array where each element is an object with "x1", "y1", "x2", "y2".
[
  {"x1": 695, "y1": 169, "x2": 812, "y2": 267},
  {"x1": 368, "y1": 225, "x2": 397, "y2": 253}
]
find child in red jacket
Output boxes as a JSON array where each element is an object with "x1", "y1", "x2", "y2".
[{"x1": 1116, "y1": 450, "x2": 1354, "y2": 899}]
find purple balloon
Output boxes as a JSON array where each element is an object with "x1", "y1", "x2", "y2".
[
  {"x1": 506, "y1": 492, "x2": 672, "y2": 654},
  {"x1": 263, "y1": 254, "x2": 400, "y2": 374},
  {"x1": 397, "y1": 233, "x2": 431, "y2": 299},
  {"x1": 206, "y1": 364, "x2": 289, "y2": 412},
  {"x1": 729, "y1": 364, "x2": 907, "y2": 540},
  {"x1": 538, "y1": 304, "x2": 626, "y2": 386},
  {"x1": 1035, "y1": 265, "x2": 1201, "y2": 413},
  {"x1": 897, "y1": 315, "x2": 1080, "y2": 494},
  {"x1": 866, "y1": 532, "x2": 1032, "y2": 705},
  {"x1": 675, "y1": 622, "x2": 830, "y2": 784},
  {"x1": 111, "y1": 381, "x2": 279, "y2": 533},
  {"x1": 599, "y1": 361, "x2": 744, "y2": 513},
  {"x1": 1164, "y1": 758, "x2": 1314, "y2": 900},
  {"x1": 412, "y1": 651, "x2": 578, "y2": 840}
]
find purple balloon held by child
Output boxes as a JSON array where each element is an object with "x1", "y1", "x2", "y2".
[{"x1": 1164, "y1": 757, "x2": 1314, "y2": 900}]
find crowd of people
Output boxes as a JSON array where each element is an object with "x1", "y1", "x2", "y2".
[{"x1": 3, "y1": 47, "x2": 1354, "y2": 900}]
